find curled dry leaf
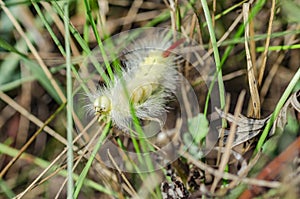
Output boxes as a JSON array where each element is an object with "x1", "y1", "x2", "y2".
[{"x1": 271, "y1": 89, "x2": 300, "y2": 135}]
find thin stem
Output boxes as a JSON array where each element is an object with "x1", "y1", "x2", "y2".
[
  {"x1": 63, "y1": 1, "x2": 74, "y2": 198},
  {"x1": 201, "y1": 0, "x2": 225, "y2": 115}
]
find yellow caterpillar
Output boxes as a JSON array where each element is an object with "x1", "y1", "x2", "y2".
[{"x1": 88, "y1": 34, "x2": 183, "y2": 132}]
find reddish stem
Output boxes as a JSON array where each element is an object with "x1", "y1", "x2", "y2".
[
  {"x1": 239, "y1": 136, "x2": 300, "y2": 199},
  {"x1": 162, "y1": 38, "x2": 186, "y2": 58}
]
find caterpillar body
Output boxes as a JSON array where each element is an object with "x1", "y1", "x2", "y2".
[{"x1": 88, "y1": 34, "x2": 183, "y2": 132}]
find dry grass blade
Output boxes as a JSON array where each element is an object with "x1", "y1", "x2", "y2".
[
  {"x1": 260, "y1": 53, "x2": 284, "y2": 104},
  {"x1": 181, "y1": 149, "x2": 281, "y2": 189},
  {"x1": 107, "y1": 150, "x2": 137, "y2": 197},
  {"x1": 222, "y1": 69, "x2": 246, "y2": 81},
  {"x1": 121, "y1": 0, "x2": 143, "y2": 31},
  {"x1": 257, "y1": 0, "x2": 276, "y2": 87},
  {"x1": 0, "y1": 90, "x2": 68, "y2": 146},
  {"x1": 211, "y1": 90, "x2": 246, "y2": 192},
  {"x1": 260, "y1": 24, "x2": 300, "y2": 105},
  {"x1": 0, "y1": 103, "x2": 65, "y2": 178},
  {"x1": 243, "y1": 3, "x2": 261, "y2": 118},
  {"x1": 203, "y1": 12, "x2": 243, "y2": 61},
  {"x1": 12, "y1": 117, "x2": 100, "y2": 198},
  {"x1": 226, "y1": 151, "x2": 261, "y2": 191},
  {"x1": 13, "y1": 149, "x2": 67, "y2": 199},
  {"x1": 54, "y1": 120, "x2": 112, "y2": 199},
  {"x1": 248, "y1": 14, "x2": 257, "y2": 78}
]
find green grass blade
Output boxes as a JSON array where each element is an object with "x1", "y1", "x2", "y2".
[
  {"x1": 83, "y1": 0, "x2": 114, "y2": 82},
  {"x1": 0, "y1": 37, "x2": 27, "y2": 57},
  {"x1": 201, "y1": 0, "x2": 225, "y2": 115},
  {"x1": 63, "y1": 1, "x2": 74, "y2": 198},
  {"x1": 0, "y1": 178, "x2": 15, "y2": 198},
  {"x1": 255, "y1": 67, "x2": 300, "y2": 153}
]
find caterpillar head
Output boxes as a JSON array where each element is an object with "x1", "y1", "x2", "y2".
[{"x1": 93, "y1": 95, "x2": 112, "y2": 115}]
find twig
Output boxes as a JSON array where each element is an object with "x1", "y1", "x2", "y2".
[{"x1": 181, "y1": 149, "x2": 281, "y2": 188}]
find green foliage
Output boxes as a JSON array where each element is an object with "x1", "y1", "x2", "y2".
[{"x1": 183, "y1": 113, "x2": 209, "y2": 159}]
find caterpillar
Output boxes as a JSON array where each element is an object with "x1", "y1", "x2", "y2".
[{"x1": 87, "y1": 33, "x2": 184, "y2": 132}]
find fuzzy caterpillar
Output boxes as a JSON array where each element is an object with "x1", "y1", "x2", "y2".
[{"x1": 88, "y1": 35, "x2": 184, "y2": 132}]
